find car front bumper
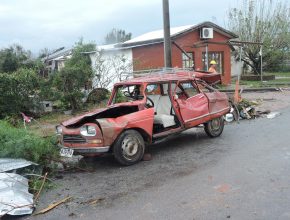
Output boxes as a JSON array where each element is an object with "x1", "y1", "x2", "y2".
[{"x1": 58, "y1": 144, "x2": 110, "y2": 154}]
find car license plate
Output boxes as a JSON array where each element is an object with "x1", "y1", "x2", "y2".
[{"x1": 60, "y1": 148, "x2": 74, "y2": 157}]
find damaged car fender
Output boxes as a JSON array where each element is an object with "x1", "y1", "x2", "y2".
[{"x1": 97, "y1": 107, "x2": 155, "y2": 147}]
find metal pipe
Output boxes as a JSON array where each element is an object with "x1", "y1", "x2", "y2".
[
  {"x1": 172, "y1": 41, "x2": 191, "y2": 59},
  {"x1": 205, "y1": 44, "x2": 208, "y2": 70},
  {"x1": 162, "y1": 0, "x2": 172, "y2": 68},
  {"x1": 238, "y1": 46, "x2": 242, "y2": 83},
  {"x1": 260, "y1": 45, "x2": 263, "y2": 82}
]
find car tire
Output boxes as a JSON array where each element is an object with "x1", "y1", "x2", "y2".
[
  {"x1": 204, "y1": 117, "x2": 224, "y2": 137},
  {"x1": 113, "y1": 130, "x2": 145, "y2": 166}
]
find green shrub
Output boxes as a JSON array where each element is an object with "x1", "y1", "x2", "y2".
[
  {"x1": 0, "y1": 68, "x2": 40, "y2": 119},
  {"x1": 0, "y1": 120, "x2": 59, "y2": 166}
]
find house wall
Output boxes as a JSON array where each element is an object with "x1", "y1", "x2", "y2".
[{"x1": 132, "y1": 30, "x2": 233, "y2": 84}]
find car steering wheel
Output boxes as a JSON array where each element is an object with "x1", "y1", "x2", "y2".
[
  {"x1": 146, "y1": 97, "x2": 154, "y2": 108},
  {"x1": 123, "y1": 91, "x2": 132, "y2": 97}
]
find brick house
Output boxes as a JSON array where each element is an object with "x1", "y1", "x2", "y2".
[{"x1": 119, "y1": 21, "x2": 238, "y2": 84}]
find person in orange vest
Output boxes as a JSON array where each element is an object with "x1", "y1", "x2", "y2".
[{"x1": 208, "y1": 60, "x2": 217, "y2": 73}]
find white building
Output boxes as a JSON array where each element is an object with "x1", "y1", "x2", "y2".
[{"x1": 86, "y1": 44, "x2": 133, "y2": 89}]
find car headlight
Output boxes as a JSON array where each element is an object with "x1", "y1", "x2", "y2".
[
  {"x1": 56, "y1": 125, "x2": 62, "y2": 135},
  {"x1": 80, "y1": 125, "x2": 96, "y2": 136}
]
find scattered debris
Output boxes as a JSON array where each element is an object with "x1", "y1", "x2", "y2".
[
  {"x1": 229, "y1": 94, "x2": 282, "y2": 121},
  {"x1": 266, "y1": 112, "x2": 281, "y2": 119},
  {"x1": 225, "y1": 112, "x2": 234, "y2": 122},
  {"x1": 34, "y1": 196, "x2": 72, "y2": 215},
  {"x1": 214, "y1": 184, "x2": 231, "y2": 193},
  {"x1": 256, "y1": 110, "x2": 271, "y2": 115},
  {"x1": 0, "y1": 158, "x2": 37, "y2": 173},
  {"x1": 143, "y1": 153, "x2": 152, "y2": 161},
  {"x1": 84, "y1": 197, "x2": 105, "y2": 205},
  {"x1": 34, "y1": 172, "x2": 48, "y2": 203},
  {"x1": 69, "y1": 212, "x2": 76, "y2": 217},
  {"x1": 0, "y1": 173, "x2": 34, "y2": 217}
]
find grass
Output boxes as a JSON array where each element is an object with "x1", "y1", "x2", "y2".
[
  {"x1": 239, "y1": 80, "x2": 263, "y2": 88},
  {"x1": 25, "y1": 102, "x2": 107, "y2": 137},
  {"x1": 264, "y1": 72, "x2": 290, "y2": 77},
  {"x1": 0, "y1": 120, "x2": 59, "y2": 166},
  {"x1": 230, "y1": 71, "x2": 290, "y2": 88}
]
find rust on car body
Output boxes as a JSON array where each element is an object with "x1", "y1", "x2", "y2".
[{"x1": 57, "y1": 70, "x2": 230, "y2": 165}]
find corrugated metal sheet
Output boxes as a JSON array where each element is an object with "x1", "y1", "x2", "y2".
[
  {"x1": 0, "y1": 173, "x2": 34, "y2": 216},
  {"x1": 0, "y1": 158, "x2": 37, "y2": 172}
]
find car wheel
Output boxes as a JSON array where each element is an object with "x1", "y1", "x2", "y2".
[
  {"x1": 113, "y1": 130, "x2": 145, "y2": 166},
  {"x1": 204, "y1": 117, "x2": 224, "y2": 137}
]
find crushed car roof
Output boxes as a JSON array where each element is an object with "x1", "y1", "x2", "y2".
[{"x1": 115, "y1": 71, "x2": 221, "y2": 85}]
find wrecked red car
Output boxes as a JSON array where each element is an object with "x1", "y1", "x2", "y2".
[{"x1": 56, "y1": 70, "x2": 230, "y2": 165}]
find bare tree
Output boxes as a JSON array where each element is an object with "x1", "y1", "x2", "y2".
[
  {"x1": 228, "y1": 0, "x2": 290, "y2": 74},
  {"x1": 92, "y1": 50, "x2": 133, "y2": 89},
  {"x1": 104, "y1": 28, "x2": 132, "y2": 44}
]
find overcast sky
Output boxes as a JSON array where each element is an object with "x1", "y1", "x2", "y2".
[{"x1": 0, "y1": 0, "x2": 249, "y2": 54}]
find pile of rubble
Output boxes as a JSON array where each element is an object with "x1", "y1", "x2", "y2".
[{"x1": 226, "y1": 97, "x2": 281, "y2": 122}]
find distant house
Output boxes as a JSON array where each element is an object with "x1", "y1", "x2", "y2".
[
  {"x1": 45, "y1": 21, "x2": 238, "y2": 86},
  {"x1": 88, "y1": 21, "x2": 238, "y2": 85},
  {"x1": 42, "y1": 47, "x2": 72, "y2": 76}
]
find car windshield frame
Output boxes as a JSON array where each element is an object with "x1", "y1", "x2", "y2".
[{"x1": 109, "y1": 83, "x2": 145, "y2": 105}]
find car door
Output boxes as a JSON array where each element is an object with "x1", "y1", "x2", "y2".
[
  {"x1": 173, "y1": 80, "x2": 210, "y2": 128},
  {"x1": 196, "y1": 80, "x2": 230, "y2": 115}
]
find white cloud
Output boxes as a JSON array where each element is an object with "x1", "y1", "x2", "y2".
[{"x1": 2, "y1": 0, "x2": 278, "y2": 53}]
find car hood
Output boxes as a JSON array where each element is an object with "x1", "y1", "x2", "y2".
[
  {"x1": 61, "y1": 103, "x2": 142, "y2": 127},
  {"x1": 61, "y1": 108, "x2": 107, "y2": 127}
]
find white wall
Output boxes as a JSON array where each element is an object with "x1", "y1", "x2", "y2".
[{"x1": 231, "y1": 55, "x2": 243, "y2": 78}]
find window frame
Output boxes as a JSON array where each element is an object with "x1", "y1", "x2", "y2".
[
  {"x1": 202, "y1": 51, "x2": 224, "y2": 74},
  {"x1": 182, "y1": 52, "x2": 194, "y2": 69}
]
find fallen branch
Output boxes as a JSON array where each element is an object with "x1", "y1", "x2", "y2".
[
  {"x1": 23, "y1": 173, "x2": 54, "y2": 183},
  {"x1": 34, "y1": 172, "x2": 48, "y2": 203},
  {"x1": 34, "y1": 196, "x2": 72, "y2": 215}
]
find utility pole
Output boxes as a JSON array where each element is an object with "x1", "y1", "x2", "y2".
[{"x1": 162, "y1": 0, "x2": 172, "y2": 68}]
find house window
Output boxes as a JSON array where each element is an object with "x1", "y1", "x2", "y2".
[
  {"x1": 182, "y1": 52, "x2": 194, "y2": 69},
  {"x1": 202, "y1": 52, "x2": 224, "y2": 74}
]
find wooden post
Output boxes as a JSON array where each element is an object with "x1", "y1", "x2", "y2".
[{"x1": 162, "y1": 0, "x2": 172, "y2": 68}]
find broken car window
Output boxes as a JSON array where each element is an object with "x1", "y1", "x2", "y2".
[
  {"x1": 197, "y1": 81, "x2": 214, "y2": 93},
  {"x1": 146, "y1": 84, "x2": 160, "y2": 95},
  {"x1": 161, "y1": 83, "x2": 169, "y2": 95},
  {"x1": 112, "y1": 84, "x2": 144, "y2": 104},
  {"x1": 179, "y1": 81, "x2": 199, "y2": 98}
]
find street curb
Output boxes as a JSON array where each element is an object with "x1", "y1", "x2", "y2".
[{"x1": 220, "y1": 87, "x2": 280, "y2": 93}]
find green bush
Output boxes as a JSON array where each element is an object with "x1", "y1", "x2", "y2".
[
  {"x1": 0, "y1": 120, "x2": 59, "y2": 166},
  {"x1": 0, "y1": 68, "x2": 40, "y2": 119}
]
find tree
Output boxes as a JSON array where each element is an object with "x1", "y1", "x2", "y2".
[
  {"x1": 53, "y1": 40, "x2": 95, "y2": 111},
  {"x1": 92, "y1": 50, "x2": 133, "y2": 89},
  {"x1": 104, "y1": 28, "x2": 132, "y2": 44},
  {"x1": 38, "y1": 48, "x2": 51, "y2": 59},
  {"x1": 227, "y1": 0, "x2": 290, "y2": 74},
  {"x1": 0, "y1": 44, "x2": 32, "y2": 73}
]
